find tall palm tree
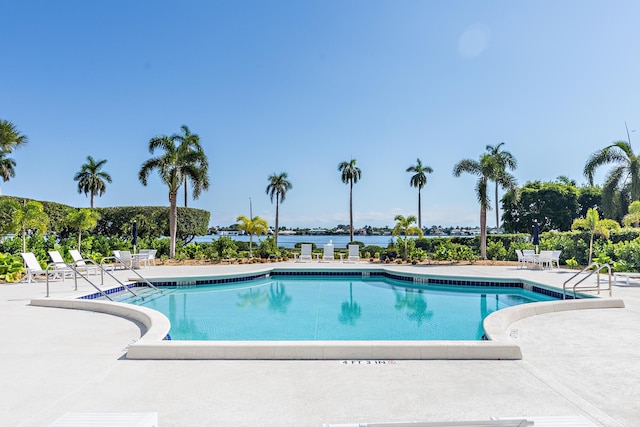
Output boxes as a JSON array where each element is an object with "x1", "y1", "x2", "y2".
[
  {"x1": 453, "y1": 153, "x2": 496, "y2": 259},
  {"x1": 236, "y1": 215, "x2": 269, "y2": 258},
  {"x1": 0, "y1": 153, "x2": 17, "y2": 186},
  {"x1": 73, "y1": 156, "x2": 112, "y2": 208},
  {"x1": 485, "y1": 143, "x2": 517, "y2": 232},
  {"x1": 171, "y1": 125, "x2": 209, "y2": 207},
  {"x1": 0, "y1": 119, "x2": 28, "y2": 194},
  {"x1": 392, "y1": 214, "x2": 423, "y2": 260},
  {"x1": 0, "y1": 119, "x2": 28, "y2": 151},
  {"x1": 338, "y1": 158, "x2": 362, "y2": 242},
  {"x1": 139, "y1": 131, "x2": 210, "y2": 258},
  {"x1": 406, "y1": 158, "x2": 433, "y2": 230},
  {"x1": 265, "y1": 172, "x2": 292, "y2": 248},
  {"x1": 584, "y1": 140, "x2": 640, "y2": 219}
]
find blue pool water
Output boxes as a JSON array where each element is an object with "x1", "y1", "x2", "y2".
[{"x1": 128, "y1": 275, "x2": 556, "y2": 341}]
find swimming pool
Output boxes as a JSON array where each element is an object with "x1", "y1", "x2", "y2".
[{"x1": 124, "y1": 274, "x2": 556, "y2": 341}]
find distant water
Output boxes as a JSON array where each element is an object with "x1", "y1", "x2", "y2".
[{"x1": 194, "y1": 234, "x2": 399, "y2": 248}]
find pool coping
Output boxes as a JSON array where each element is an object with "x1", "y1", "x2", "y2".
[{"x1": 29, "y1": 265, "x2": 626, "y2": 360}]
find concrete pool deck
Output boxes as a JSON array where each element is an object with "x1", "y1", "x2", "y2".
[{"x1": 1, "y1": 262, "x2": 639, "y2": 426}]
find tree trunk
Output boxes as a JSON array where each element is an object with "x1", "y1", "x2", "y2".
[
  {"x1": 249, "y1": 233, "x2": 253, "y2": 258},
  {"x1": 418, "y1": 189, "x2": 422, "y2": 230},
  {"x1": 495, "y1": 182, "x2": 499, "y2": 232},
  {"x1": 77, "y1": 231, "x2": 82, "y2": 251},
  {"x1": 480, "y1": 205, "x2": 487, "y2": 259},
  {"x1": 90, "y1": 192, "x2": 95, "y2": 209},
  {"x1": 169, "y1": 191, "x2": 177, "y2": 258},
  {"x1": 349, "y1": 180, "x2": 354, "y2": 242},
  {"x1": 275, "y1": 198, "x2": 280, "y2": 248},
  {"x1": 184, "y1": 177, "x2": 188, "y2": 207}
]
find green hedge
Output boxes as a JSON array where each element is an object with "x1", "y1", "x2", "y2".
[{"x1": 0, "y1": 196, "x2": 210, "y2": 243}]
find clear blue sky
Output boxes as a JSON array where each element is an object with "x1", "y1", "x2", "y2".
[{"x1": 2, "y1": 1, "x2": 640, "y2": 229}]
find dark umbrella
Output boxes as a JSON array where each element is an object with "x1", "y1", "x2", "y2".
[
  {"x1": 132, "y1": 220, "x2": 138, "y2": 253},
  {"x1": 532, "y1": 220, "x2": 540, "y2": 253}
]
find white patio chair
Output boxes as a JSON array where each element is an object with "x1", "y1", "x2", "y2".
[
  {"x1": 114, "y1": 250, "x2": 134, "y2": 269},
  {"x1": 515, "y1": 249, "x2": 526, "y2": 269},
  {"x1": 69, "y1": 249, "x2": 99, "y2": 275},
  {"x1": 347, "y1": 244, "x2": 360, "y2": 262},
  {"x1": 322, "y1": 243, "x2": 335, "y2": 262},
  {"x1": 47, "y1": 251, "x2": 74, "y2": 280},
  {"x1": 551, "y1": 250, "x2": 562, "y2": 268},
  {"x1": 21, "y1": 252, "x2": 58, "y2": 283},
  {"x1": 297, "y1": 244, "x2": 313, "y2": 262},
  {"x1": 536, "y1": 250, "x2": 553, "y2": 269},
  {"x1": 522, "y1": 249, "x2": 536, "y2": 268}
]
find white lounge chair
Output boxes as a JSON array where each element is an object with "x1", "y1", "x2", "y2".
[
  {"x1": 47, "y1": 251, "x2": 74, "y2": 280},
  {"x1": 69, "y1": 249, "x2": 99, "y2": 275},
  {"x1": 21, "y1": 252, "x2": 58, "y2": 283},
  {"x1": 551, "y1": 250, "x2": 561, "y2": 268},
  {"x1": 322, "y1": 243, "x2": 335, "y2": 262},
  {"x1": 347, "y1": 244, "x2": 360, "y2": 262},
  {"x1": 297, "y1": 244, "x2": 313, "y2": 262}
]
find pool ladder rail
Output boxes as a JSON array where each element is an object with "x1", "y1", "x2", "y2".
[
  {"x1": 45, "y1": 257, "x2": 162, "y2": 301},
  {"x1": 562, "y1": 262, "x2": 612, "y2": 300}
]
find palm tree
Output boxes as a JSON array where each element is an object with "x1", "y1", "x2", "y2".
[
  {"x1": 0, "y1": 199, "x2": 49, "y2": 253},
  {"x1": 265, "y1": 172, "x2": 292, "y2": 248},
  {"x1": 485, "y1": 143, "x2": 518, "y2": 232},
  {"x1": 406, "y1": 158, "x2": 433, "y2": 230},
  {"x1": 0, "y1": 120, "x2": 28, "y2": 194},
  {"x1": 584, "y1": 140, "x2": 640, "y2": 220},
  {"x1": 0, "y1": 119, "x2": 28, "y2": 151},
  {"x1": 392, "y1": 214, "x2": 423, "y2": 260},
  {"x1": 338, "y1": 158, "x2": 362, "y2": 242},
  {"x1": 171, "y1": 125, "x2": 209, "y2": 207},
  {"x1": 139, "y1": 130, "x2": 210, "y2": 258},
  {"x1": 453, "y1": 153, "x2": 496, "y2": 259},
  {"x1": 0, "y1": 152, "x2": 17, "y2": 186},
  {"x1": 65, "y1": 208, "x2": 101, "y2": 250},
  {"x1": 572, "y1": 208, "x2": 620, "y2": 264},
  {"x1": 236, "y1": 215, "x2": 269, "y2": 258},
  {"x1": 73, "y1": 156, "x2": 112, "y2": 208}
]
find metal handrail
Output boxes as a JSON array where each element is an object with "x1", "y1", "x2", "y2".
[
  {"x1": 45, "y1": 262, "x2": 113, "y2": 301},
  {"x1": 100, "y1": 255, "x2": 160, "y2": 293},
  {"x1": 562, "y1": 262, "x2": 612, "y2": 299},
  {"x1": 78, "y1": 258, "x2": 140, "y2": 298}
]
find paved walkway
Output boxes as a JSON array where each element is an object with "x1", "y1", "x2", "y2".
[{"x1": 1, "y1": 263, "x2": 638, "y2": 426}]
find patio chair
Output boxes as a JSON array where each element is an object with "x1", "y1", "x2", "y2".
[
  {"x1": 297, "y1": 244, "x2": 313, "y2": 262},
  {"x1": 522, "y1": 249, "x2": 536, "y2": 268},
  {"x1": 47, "y1": 251, "x2": 74, "y2": 280},
  {"x1": 536, "y1": 250, "x2": 553, "y2": 269},
  {"x1": 114, "y1": 250, "x2": 134, "y2": 269},
  {"x1": 551, "y1": 250, "x2": 562, "y2": 268},
  {"x1": 147, "y1": 249, "x2": 157, "y2": 266},
  {"x1": 137, "y1": 249, "x2": 152, "y2": 268},
  {"x1": 322, "y1": 242, "x2": 335, "y2": 262},
  {"x1": 347, "y1": 244, "x2": 360, "y2": 262},
  {"x1": 69, "y1": 249, "x2": 99, "y2": 275},
  {"x1": 515, "y1": 249, "x2": 526, "y2": 269},
  {"x1": 21, "y1": 252, "x2": 58, "y2": 283}
]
